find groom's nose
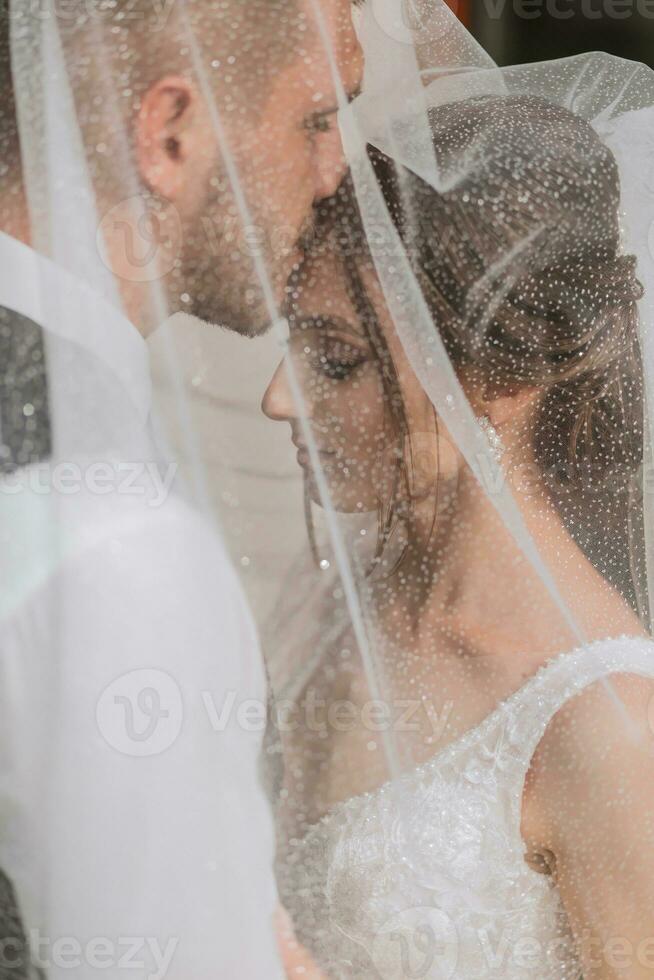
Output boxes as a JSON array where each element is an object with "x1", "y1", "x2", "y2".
[
  {"x1": 311, "y1": 0, "x2": 364, "y2": 201},
  {"x1": 313, "y1": 125, "x2": 350, "y2": 201}
]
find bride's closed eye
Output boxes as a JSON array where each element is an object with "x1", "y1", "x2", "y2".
[
  {"x1": 289, "y1": 316, "x2": 371, "y2": 382},
  {"x1": 316, "y1": 334, "x2": 369, "y2": 380}
]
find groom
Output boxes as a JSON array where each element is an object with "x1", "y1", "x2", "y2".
[
  {"x1": 86, "y1": 0, "x2": 363, "y2": 337},
  {"x1": 0, "y1": 0, "x2": 361, "y2": 975}
]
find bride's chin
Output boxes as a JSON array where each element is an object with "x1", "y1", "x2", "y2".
[{"x1": 303, "y1": 475, "x2": 347, "y2": 513}]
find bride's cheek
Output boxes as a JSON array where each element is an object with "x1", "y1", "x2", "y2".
[{"x1": 346, "y1": 381, "x2": 387, "y2": 447}]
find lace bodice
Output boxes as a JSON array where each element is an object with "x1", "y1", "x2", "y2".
[{"x1": 279, "y1": 635, "x2": 654, "y2": 979}]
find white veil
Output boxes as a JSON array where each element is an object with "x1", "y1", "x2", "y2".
[{"x1": 4, "y1": 0, "x2": 654, "y2": 975}]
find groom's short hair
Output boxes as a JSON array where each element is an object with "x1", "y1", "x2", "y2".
[
  {"x1": 55, "y1": 0, "x2": 305, "y2": 191},
  {"x1": 64, "y1": 0, "x2": 303, "y2": 116}
]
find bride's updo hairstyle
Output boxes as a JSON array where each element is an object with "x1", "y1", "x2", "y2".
[{"x1": 315, "y1": 94, "x2": 646, "y2": 613}]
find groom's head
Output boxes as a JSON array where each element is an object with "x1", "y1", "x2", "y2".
[{"x1": 64, "y1": 0, "x2": 363, "y2": 335}]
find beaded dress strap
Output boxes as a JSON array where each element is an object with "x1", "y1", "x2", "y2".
[{"x1": 501, "y1": 634, "x2": 654, "y2": 846}]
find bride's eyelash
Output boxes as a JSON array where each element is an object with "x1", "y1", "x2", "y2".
[
  {"x1": 288, "y1": 316, "x2": 371, "y2": 380},
  {"x1": 318, "y1": 337, "x2": 369, "y2": 381}
]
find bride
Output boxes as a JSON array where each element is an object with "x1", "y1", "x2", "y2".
[{"x1": 262, "y1": 90, "x2": 654, "y2": 978}]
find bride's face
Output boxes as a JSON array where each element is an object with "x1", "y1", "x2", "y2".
[
  {"x1": 262, "y1": 247, "x2": 460, "y2": 512},
  {"x1": 262, "y1": 248, "x2": 390, "y2": 511}
]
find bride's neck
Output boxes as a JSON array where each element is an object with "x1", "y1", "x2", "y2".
[{"x1": 370, "y1": 468, "x2": 592, "y2": 661}]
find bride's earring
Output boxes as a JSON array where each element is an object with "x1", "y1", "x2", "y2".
[{"x1": 477, "y1": 415, "x2": 505, "y2": 463}]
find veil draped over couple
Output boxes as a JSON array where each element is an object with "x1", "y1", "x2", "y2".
[{"x1": 2, "y1": 0, "x2": 654, "y2": 976}]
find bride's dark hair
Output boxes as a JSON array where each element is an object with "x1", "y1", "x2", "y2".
[{"x1": 313, "y1": 93, "x2": 647, "y2": 618}]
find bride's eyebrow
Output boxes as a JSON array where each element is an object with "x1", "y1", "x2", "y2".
[{"x1": 292, "y1": 314, "x2": 368, "y2": 339}]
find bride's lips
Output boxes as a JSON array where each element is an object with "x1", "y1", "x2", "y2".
[{"x1": 293, "y1": 442, "x2": 336, "y2": 468}]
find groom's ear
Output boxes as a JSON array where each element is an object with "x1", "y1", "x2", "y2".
[{"x1": 135, "y1": 75, "x2": 203, "y2": 200}]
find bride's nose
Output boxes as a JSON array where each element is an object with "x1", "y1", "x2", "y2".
[{"x1": 262, "y1": 359, "x2": 297, "y2": 422}]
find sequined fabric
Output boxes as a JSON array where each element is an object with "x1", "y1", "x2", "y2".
[
  {"x1": 0, "y1": 305, "x2": 48, "y2": 979},
  {"x1": 280, "y1": 635, "x2": 654, "y2": 979},
  {"x1": 0, "y1": 869, "x2": 41, "y2": 980},
  {"x1": 0, "y1": 307, "x2": 50, "y2": 475}
]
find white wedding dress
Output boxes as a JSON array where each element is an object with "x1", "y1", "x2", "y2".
[{"x1": 281, "y1": 635, "x2": 654, "y2": 979}]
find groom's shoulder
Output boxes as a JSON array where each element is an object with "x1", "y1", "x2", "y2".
[
  {"x1": 1, "y1": 476, "x2": 249, "y2": 630},
  {"x1": 70, "y1": 487, "x2": 243, "y2": 597},
  {"x1": 0, "y1": 484, "x2": 266, "y2": 706},
  {"x1": 65, "y1": 492, "x2": 262, "y2": 686}
]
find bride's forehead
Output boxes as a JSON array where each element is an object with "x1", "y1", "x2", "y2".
[
  {"x1": 289, "y1": 249, "x2": 358, "y2": 314},
  {"x1": 287, "y1": 257, "x2": 401, "y2": 346}
]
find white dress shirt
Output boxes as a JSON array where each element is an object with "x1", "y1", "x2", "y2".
[{"x1": 0, "y1": 231, "x2": 283, "y2": 979}]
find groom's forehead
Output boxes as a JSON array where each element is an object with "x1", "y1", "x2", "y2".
[
  {"x1": 249, "y1": 0, "x2": 362, "y2": 117},
  {"x1": 57, "y1": 0, "x2": 309, "y2": 113},
  {"x1": 68, "y1": 0, "x2": 362, "y2": 83}
]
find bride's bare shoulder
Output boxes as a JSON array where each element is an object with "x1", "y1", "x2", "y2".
[{"x1": 521, "y1": 643, "x2": 654, "y2": 857}]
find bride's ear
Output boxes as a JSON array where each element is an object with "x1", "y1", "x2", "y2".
[
  {"x1": 482, "y1": 382, "x2": 542, "y2": 430},
  {"x1": 135, "y1": 75, "x2": 204, "y2": 200}
]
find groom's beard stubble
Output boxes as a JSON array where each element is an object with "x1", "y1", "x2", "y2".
[{"x1": 179, "y1": 180, "x2": 317, "y2": 339}]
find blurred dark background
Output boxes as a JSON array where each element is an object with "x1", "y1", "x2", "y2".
[{"x1": 450, "y1": 0, "x2": 654, "y2": 68}]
